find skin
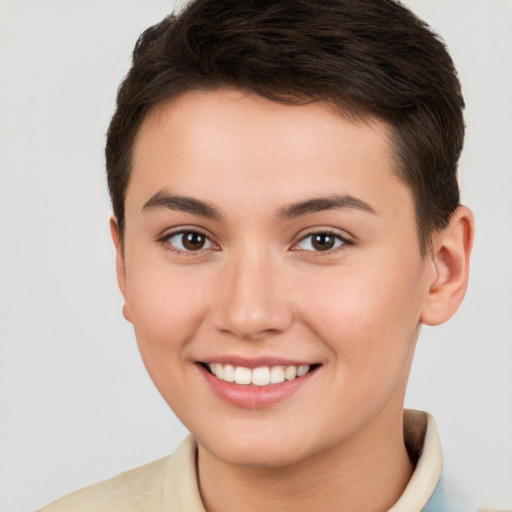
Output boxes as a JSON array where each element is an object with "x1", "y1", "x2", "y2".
[{"x1": 111, "y1": 88, "x2": 474, "y2": 512}]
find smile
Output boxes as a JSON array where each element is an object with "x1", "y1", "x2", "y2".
[
  {"x1": 198, "y1": 359, "x2": 321, "y2": 409},
  {"x1": 205, "y1": 363, "x2": 312, "y2": 386}
]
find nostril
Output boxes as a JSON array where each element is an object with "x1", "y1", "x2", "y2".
[{"x1": 212, "y1": 306, "x2": 294, "y2": 341}]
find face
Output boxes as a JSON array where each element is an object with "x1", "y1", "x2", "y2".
[{"x1": 115, "y1": 88, "x2": 438, "y2": 468}]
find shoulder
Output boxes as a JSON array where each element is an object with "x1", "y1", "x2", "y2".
[
  {"x1": 38, "y1": 436, "x2": 203, "y2": 512},
  {"x1": 38, "y1": 455, "x2": 172, "y2": 512}
]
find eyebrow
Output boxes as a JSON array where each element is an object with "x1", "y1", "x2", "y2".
[
  {"x1": 142, "y1": 191, "x2": 376, "y2": 221},
  {"x1": 143, "y1": 191, "x2": 223, "y2": 220},
  {"x1": 277, "y1": 194, "x2": 376, "y2": 219}
]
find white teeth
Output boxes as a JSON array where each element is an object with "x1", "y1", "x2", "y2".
[
  {"x1": 234, "y1": 366, "x2": 252, "y2": 385},
  {"x1": 206, "y1": 363, "x2": 311, "y2": 386},
  {"x1": 223, "y1": 364, "x2": 235, "y2": 383},
  {"x1": 297, "y1": 365, "x2": 309, "y2": 377},
  {"x1": 269, "y1": 366, "x2": 285, "y2": 384},
  {"x1": 252, "y1": 367, "x2": 270, "y2": 386},
  {"x1": 214, "y1": 363, "x2": 224, "y2": 380},
  {"x1": 284, "y1": 366, "x2": 297, "y2": 380}
]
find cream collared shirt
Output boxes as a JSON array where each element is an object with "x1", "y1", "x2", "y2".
[{"x1": 40, "y1": 410, "x2": 446, "y2": 512}]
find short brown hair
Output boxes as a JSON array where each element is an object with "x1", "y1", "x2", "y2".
[{"x1": 106, "y1": 0, "x2": 464, "y2": 253}]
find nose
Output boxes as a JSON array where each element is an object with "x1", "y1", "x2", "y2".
[{"x1": 211, "y1": 252, "x2": 294, "y2": 341}]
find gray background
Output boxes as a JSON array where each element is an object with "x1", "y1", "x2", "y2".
[{"x1": 0, "y1": 1, "x2": 511, "y2": 510}]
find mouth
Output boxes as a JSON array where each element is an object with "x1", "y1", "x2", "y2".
[
  {"x1": 197, "y1": 360, "x2": 321, "y2": 409},
  {"x1": 199, "y1": 362, "x2": 321, "y2": 387}
]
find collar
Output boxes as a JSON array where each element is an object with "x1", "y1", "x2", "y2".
[
  {"x1": 164, "y1": 409, "x2": 443, "y2": 511},
  {"x1": 388, "y1": 409, "x2": 444, "y2": 511}
]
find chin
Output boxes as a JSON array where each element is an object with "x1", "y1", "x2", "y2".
[
  {"x1": 196, "y1": 423, "x2": 329, "y2": 469},
  {"x1": 209, "y1": 443, "x2": 306, "y2": 469}
]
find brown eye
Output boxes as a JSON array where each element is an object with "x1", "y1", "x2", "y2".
[
  {"x1": 312, "y1": 233, "x2": 336, "y2": 251},
  {"x1": 296, "y1": 232, "x2": 345, "y2": 252},
  {"x1": 182, "y1": 232, "x2": 206, "y2": 250},
  {"x1": 167, "y1": 231, "x2": 214, "y2": 252}
]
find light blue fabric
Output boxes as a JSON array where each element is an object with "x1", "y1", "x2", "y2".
[{"x1": 423, "y1": 476, "x2": 471, "y2": 512}]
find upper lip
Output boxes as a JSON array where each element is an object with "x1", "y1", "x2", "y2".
[{"x1": 197, "y1": 355, "x2": 319, "y2": 369}]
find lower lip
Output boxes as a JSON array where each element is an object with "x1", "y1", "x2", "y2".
[{"x1": 198, "y1": 364, "x2": 317, "y2": 409}]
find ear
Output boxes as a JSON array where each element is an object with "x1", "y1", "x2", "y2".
[
  {"x1": 110, "y1": 216, "x2": 133, "y2": 323},
  {"x1": 421, "y1": 206, "x2": 475, "y2": 326}
]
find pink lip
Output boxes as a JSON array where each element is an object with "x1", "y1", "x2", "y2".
[{"x1": 197, "y1": 363, "x2": 318, "y2": 410}]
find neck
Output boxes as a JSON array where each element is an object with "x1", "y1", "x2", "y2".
[{"x1": 197, "y1": 407, "x2": 414, "y2": 512}]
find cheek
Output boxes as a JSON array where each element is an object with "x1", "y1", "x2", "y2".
[
  {"x1": 298, "y1": 260, "x2": 425, "y2": 384},
  {"x1": 125, "y1": 263, "x2": 211, "y2": 379}
]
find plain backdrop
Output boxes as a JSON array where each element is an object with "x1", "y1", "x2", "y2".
[{"x1": 0, "y1": 1, "x2": 511, "y2": 511}]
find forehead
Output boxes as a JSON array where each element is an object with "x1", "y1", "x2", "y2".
[{"x1": 127, "y1": 88, "x2": 411, "y2": 220}]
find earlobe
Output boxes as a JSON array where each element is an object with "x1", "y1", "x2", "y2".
[
  {"x1": 110, "y1": 216, "x2": 133, "y2": 323},
  {"x1": 421, "y1": 206, "x2": 475, "y2": 326}
]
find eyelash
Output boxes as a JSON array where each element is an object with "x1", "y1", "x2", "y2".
[
  {"x1": 292, "y1": 230, "x2": 350, "y2": 254},
  {"x1": 159, "y1": 228, "x2": 350, "y2": 257},
  {"x1": 159, "y1": 229, "x2": 217, "y2": 256}
]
